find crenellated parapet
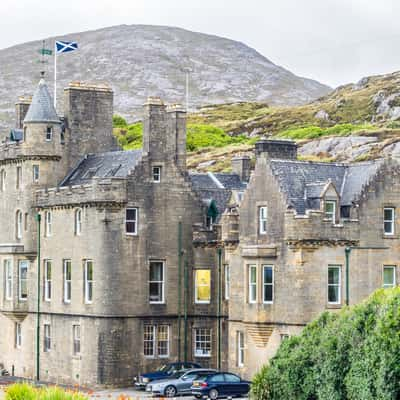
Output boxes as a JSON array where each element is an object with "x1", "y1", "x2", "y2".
[{"x1": 35, "y1": 178, "x2": 127, "y2": 209}]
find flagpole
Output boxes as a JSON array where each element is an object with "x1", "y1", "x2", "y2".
[{"x1": 54, "y1": 43, "x2": 57, "y2": 109}]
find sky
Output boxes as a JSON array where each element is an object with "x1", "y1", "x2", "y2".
[{"x1": 1, "y1": 0, "x2": 400, "y2": 88}]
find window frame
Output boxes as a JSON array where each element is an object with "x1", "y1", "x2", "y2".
[
  {"x1": 45, "y1": 211, "x2": 52, "y2": 237},
  {"x1": 157, "y1": 325, "x2": 170, "y2": 358},
  {"x1": 0, "y1": 169, "x2": 6, "y2": 191},
  {"x1": 43, "y1": 324, "x2": 51, "y2": 352},
  {"x1": 237, "y1": 331, "x2": 244, "y2": 367},
  {"x1": 16, "y1": 210, "x2": 23, "y2": 239},
  {"x1": 259, "y1": 206, "x2": 267, "y2": 234},
  {"x1": 73, "y1": 325, "x2": 81, "y2": 355},
  {"x1": 143, "y1": 324, "x2": 156, "y2": 358},
  {"x1": 383, "y1": 265, "x2": 396, "y2": 288},
  {"x1": 15, "y1": 322, "x2": 22, "y2": 349},
  {"x1": 84, "y1": 260, "x2": 94, "y2": 304},
  {"x1": 195, "y1": 269, "x2": 211, "y2": 304},
  {"x1": 125, "y1": 207, "x2": 138, "y2": 236},
  {"x1": 328, "y1": 265, "x2": 341, "y2": 305},
  {"x1": 194, "y1": 327, "x2": 212, "y2": 358},
  {"x1": 4, "y1": 259, "x2": 13, "y2": 301},
  {"x1": 16, "y1": 166, "x2": 22, "y2": 189},
  {"x1": 63, "y1": 259, "x2": 72, "y2": 304},
  {"x1": 248, "y1": 265, "x2": 257, "y2": 304},
  {"x1": 224, "y1": 264, "x2": 230, "y2": 300},
  {"x1": 18, "y1": 260, "x2": 28, "y2": 301},
  {"x1": 262, "y1": 265, "x2": 274, "y2": 304},
  {"x1": 324, "y1": 200, "x2": 336, "y2": 222},
  {"x1": 384, "y1": 207, "x2": 395, "y2": 236},
  {"x1": 149, "y1": 261, "x2": 165, "y2": 304},
  {"x1": 74, "y1": 208, "x2": 82, "y2": 236},
  {"x1": 33, "y1": 165, "x2": 40, "y2": 183},
  {"x1": 152, "y1": 166, "x2": 162, "y2": 183},
  {"x1": 44, "y1": 259, "x2": 52, "y2": 302},
  {"x1": 46, "y1": 126, "x2": 53, "y2": 141}
]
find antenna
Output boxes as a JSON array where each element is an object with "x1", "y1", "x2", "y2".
[{"x1": 37, "y1": 40, "x2": 52, "y2": 79}]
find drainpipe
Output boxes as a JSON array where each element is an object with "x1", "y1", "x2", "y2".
[
  {"x1": 217, "y1": 248, "x2": 222, "y2": 370},
  {"x1": 177, "y1": 221, "x2": 182, "y2": 361},
  {"x1": 345, "y1": 247, "x2": 351, "y2": 306},
  {"x1": 36, "y1": 213, "x2": 41, "y2": 381},
  {"x1": 183, "y1": 258, "x2": 189, "y2": 362}
]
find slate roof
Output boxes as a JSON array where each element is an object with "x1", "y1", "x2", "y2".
[
  {"x1": 24, "y1": 79, "x2": 60, "y2": 124},
  {"x1": 269, "y1": 159, "x2": 384, "y2": 214},
  {"x1": 61, "y1": 150, "x2": 142, "y2": 186}
]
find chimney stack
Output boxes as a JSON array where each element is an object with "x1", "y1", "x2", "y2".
[
  {"x1": 15, "y1": 96, "x2": 32, "y2": 129},
  {"x1": 255, "y1": 139, "x2": 297, "y2": 160},
  {"x1": 231, "y1": 155, "x2": 251, "y2": 182}
]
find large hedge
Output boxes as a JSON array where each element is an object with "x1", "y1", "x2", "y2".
[{"x1": 251, "y1": 287, "x2": 400, "y2": 400}]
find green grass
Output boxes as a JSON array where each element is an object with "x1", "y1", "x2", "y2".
[{"x1": 5, "y1": 383, "x2": 88, "y2": 400}]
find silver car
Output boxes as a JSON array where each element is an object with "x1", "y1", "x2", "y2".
[{"x1": 146, "y1": 368, "x2": 216, "y2": 397}]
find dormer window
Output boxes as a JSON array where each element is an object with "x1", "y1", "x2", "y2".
[
  {"x1": 152, "y1": 166, "x2": 161, "y2": 183},
  {"x1": 325, "y1": 201, "x2": 336, "y2": 222},
  {"x1": 46, "y1": 127, "x2": 53, "y2": 141},
  {"x1": 205, "y1": 216, "x2": 214, "y2": 230}
]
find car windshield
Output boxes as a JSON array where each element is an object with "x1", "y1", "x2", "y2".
[
  {"x1": 171, "y1": 371, "x2": 186, "y2": 379},
  {"x1": 158, "y1": 364, "x2": 169, "y2": 372}
]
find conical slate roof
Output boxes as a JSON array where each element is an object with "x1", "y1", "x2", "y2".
[{"x1": 24, "y1": 79, "x2": 60, "y2": 124}]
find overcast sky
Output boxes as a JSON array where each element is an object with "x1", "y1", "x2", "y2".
[{"x1": 1, "y1": 0, "x2": 399, "y2": 87}]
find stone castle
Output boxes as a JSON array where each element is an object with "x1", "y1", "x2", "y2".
[{"x1": 0, "y1": 78, "x2": 398, "y2": 386}]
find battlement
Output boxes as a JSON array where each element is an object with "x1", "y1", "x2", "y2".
[
  {"x1": 0, "y1": 141, "x2": 23, "y2": 161},
  {"x1": 66, "y1": 81, "x2": 112, "y2": 92},
  {"x1": 35, "y1": 178, "x2": 127, "y2": 209}
]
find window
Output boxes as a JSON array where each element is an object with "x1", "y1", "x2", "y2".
[
  {"x1": 33, "y1": 165, "x2": 39, "y2": 183},
  {"x1": 74, "y1": 208, "x2": 82, "y2": 236},
  {"x1": 16, "y1": 210, "x2": 22, "y2": 239},
  {"x1": 15, "y1": 323, "x2": 22, "y2": 348},
  {"x1": 84, "y1": 260, "x2": 94, "y2": 304},
  {"x1": 24, "y1": 213, "x2": 28, "y2": 231},
  {"x1": 152, "y1": 166, "x2": 161, "y2": 182},
  {"x1": 44, "y1": 260, "x2": 52, "y2": 301},
  {"x1": 248, "y1": 265, "x2": 257, "y2": 303},
  {"x1": 157, "y1": 325, "x2": 169, "y2": 357},
  {"x1": 224, "y1": 264, "x2": 230, "y2": 300},
  {"x1": 46, "y1": 127, "x2": 53, "y2": 141},
  {"x1": 195, "y1": 269, "x2": 211, "y2": 304},
  {"x1": 149, "y1": 261, "x2": 165, "y2": 303},
  {"x1": 194, "y1": 328, "x2": 211, "y2": 357},
  {"x1": 73, "y1": 325, "x2": 81, "y2": 355},
  {"x1": 325, "y1": 200, "x2": 336, "y2": 222},
  {"x1": 4, "y1": 259, "x2": 12, "y2": 300},
  {"x1": 16, "y1": 166, "x2": 22, "y2": 189},
  {"x1": 384, "y1": 207, "x2": 395, "y2": 235},
  {"x1": 45, "y1": 211, "x2": 52, "y2": 237},
  {"x1": 280, "y1": 334, "x2": 290, "y2": 342},
  {"x1": 18, "y1": 260, "x2": 28, "y2": 301},
  {"x1": 126, "y1": 208, "x2": 138, "y2": 235},
  {"x1": 0, "y1": 169, "x2": 5, "y2": 191},
  {"x1": 63, "y1": 260, "x2": 72, "y2": 303},
  {"x1": 259, "y1": 206, "x2": 267, "y2": 234},
  {"x1": 383, "y1": 265, "x2": 396, "y2": 288},
  {"x1": 144, "y1": 325, "x2": 155, "y2": 357},
  {"x1": 263, "y1": 265, "x2": 274, "y2": 303},
  {"x1": 328, "y1": 265, "x2": 341, "y2": 304},
  {"x1": 224, "y1": 374, "x2": 241, "y2": 382},
  {"x1": 205, "y1": 216, "x2": 214, "y2": 230},
  {"x1": 44, "y1": 324, "x2": 51, "y2": 352},
  {"x1": 237, "y1": 331, "x2": 244, "y2": 367}
]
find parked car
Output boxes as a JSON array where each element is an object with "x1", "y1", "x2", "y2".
[
  {"x1": 146, "y1": 368, "x2": 217, "y2": 397},
  {"x1": 134, "y1": 362, "x2": 201, "y2": 389},
  {"x1": 191, "y1": 372, "x2": 251, "y2": 399}
]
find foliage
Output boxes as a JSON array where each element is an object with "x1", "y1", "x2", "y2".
[
  {"x1": 5, "y1": 383, "x2": 88, "y2": 400},
  {"x1": 112, "y1": 114, "x2": 128, "y2": 127},
  {"x1": 251, "y1": 287, "x2": 400, "y2": 400}
]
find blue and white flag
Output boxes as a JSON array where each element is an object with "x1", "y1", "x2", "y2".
[{"x1": 55, "y1": 41, "x2": 78, "y2": 54}]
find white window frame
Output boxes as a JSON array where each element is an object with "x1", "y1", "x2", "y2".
[
  {"x1": 16, "y1": 210, "x2": 22, "y2": 239},
  {"x1": 15, "y1": 322, "x2": 22, "y2": 348},
  {"x1": 84, "y1": 260, "x2": 94, "y2": 304},
  {"x1": 325, "y1": 200, "x2": 336, "y2": 222},
  {"x1": 144, "y1": 325, "x2": 156, "y2": 358},
  {"x1": 63, "y1": 259, "x2": 72, "y2": 303},
  {"x1": 44, "y1": 324, "x2": 51, "y2": 352},
  {"x1": 328, "y1": 265, "x2": 341, "y2": 305},
  {"x1": 224, "y1": 264, "x2": 230, "y2": 300},
  {"x1": 152, "y1": 166, "x2": 161, "y2": 183},
  {"x1": 73, "y1": 325, "x2": 81, "y2": 355},
  {"x1": 195, "y1": 269, "x2": 211, "y2": 304},
  {"x1": 149, "y1": 261, "x2": 165, "y2": 304},
  {"x1": 383, "y1": 265, "x2": 396, "y2": 289},
  {"x1": 45, "y1": 211, "x2": 52, "y2": 237},
  {"x1": 46, "y1": 126, "x2": 53, "y2": 141},
  {"x1": 248, "y1": 265, "x2": 257, "y2": 304},
  {"x1": 157, "y1": 325, "x2": 169, "y2": 358},
  {"x1": 194, "y1": 328, "x2": 212, "y2": 358},
  {"x1": 33, "y1": 165, "x2": 39, "y2": 183},
  {"x1": 384, "y1": 207, "x2": 395, "y2": 235},
  {"x1": 74, "y1": 208, "x2": 82, "y2": 236},
  {"x1": 18, "y1": 260, "x2": 28, "y2": 301},
  {"x1": 16, "y1": 166, "x2": 22, "y2": 189},
  {"x1": 237, "y1": 331, "x2": 244, "y2": 367},
  {"x1": 125, "y1": 208, "x2": 138, "y2": 236},
  {"x1": 262, "y1": 265, "x2": 274, "y2": 304},
  {"x1": 44, "y1": 259, "x2": 52, "y2": 302},
  {"x1": 259, "y1": 206, "x2": 267, "y2": 234},
  {"x1": 4, "y1": 259, "x2": 12, "y2": 300}
]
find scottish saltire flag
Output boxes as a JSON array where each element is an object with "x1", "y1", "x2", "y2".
[{"x1": 55, "y1": 41, "x2": 78, "y2": 54}]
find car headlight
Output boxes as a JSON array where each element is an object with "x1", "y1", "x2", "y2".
[{"x1": 143, "y1": 377, "x2": 150, "y2": 383}]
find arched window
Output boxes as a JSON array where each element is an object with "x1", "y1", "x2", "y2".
[
  {"x1": 75, "y1": 208, "x2": 82, "y2": 236},
  {"x1": 16, "y1": 210, "x2": 22, "y2": 239}
]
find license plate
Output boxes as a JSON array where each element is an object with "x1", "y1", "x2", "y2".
[
  {"x1": 146, "y1": 387, "x2": 152, "y2": 391},
  {"x1": 193, "y1": 382, "x2": 200, "y2": 387}
]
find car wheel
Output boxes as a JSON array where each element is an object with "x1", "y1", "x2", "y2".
[
  {"x1": 195, "y1": 395, "x2": 202, "y2": 399},
  {"x1": 209, "y1": 388, "x2": 219, "y2": 400},
  {"x1": 164, "y1": 385, "x2": 177, "y2": 398}
]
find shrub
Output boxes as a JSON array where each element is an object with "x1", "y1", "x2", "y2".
[
  {"x1": 251, "y1": 287, "x2": 400, "y2": 400},
  {"x1": 112, "y1": 115, "x2": 128, "y2": 127},
  {"x1": 5, "y1": 383, "x2": 88, "y2": 400}
]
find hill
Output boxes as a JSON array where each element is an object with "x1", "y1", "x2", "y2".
[{"x1": 0, "y1": 24, "x2": 330, "y2": 131}]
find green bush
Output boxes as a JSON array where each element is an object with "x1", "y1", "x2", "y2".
[
  {"x1": 112, "y1": 114, "x2": 128, "y2": 127},
  {"x1": 5, "y1": 383, "x2": 88, "y2": 400},
  {"x1": 251, "y1": 287, "x2": 400, "y2": 400}
]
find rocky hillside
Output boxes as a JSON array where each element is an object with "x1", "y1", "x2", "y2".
[{"x1": 0, "y1": 24, "x2": 330, "y2": 131}]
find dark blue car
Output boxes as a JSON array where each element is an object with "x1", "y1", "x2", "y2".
[
  {"x1": 191, "y1": 372, "x2": 251, "y2": 399},
  {"x1": 134, "y1": 362, "x2": 201, "y2": 389}
]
